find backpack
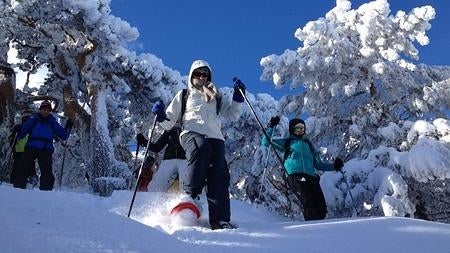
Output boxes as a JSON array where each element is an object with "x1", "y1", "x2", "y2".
[{"x1": 179, "y1": 89, "x2": 221, "y2": 123}]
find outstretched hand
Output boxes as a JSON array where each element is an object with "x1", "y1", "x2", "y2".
[
  {"x1": 268, "y1": 116, "x2": 280, "y2": 128},
  {"x1": 151, "y1": 100, "x2": 168, "y2": 122},
  {"x1": 136, "y1": 133, "x2": 148, "y2": 147},
  {"x1": 232, "y1": 78, "x2": 246, "y2": 103},
  {"x1": 334, "y1": 158, "x2": 344, "y2": 171}
]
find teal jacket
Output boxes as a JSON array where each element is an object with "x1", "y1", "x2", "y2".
[{"x1": 261, "y1": 127, "x2": 334, "y2": 177}]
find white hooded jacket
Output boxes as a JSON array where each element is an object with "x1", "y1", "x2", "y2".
[{"x1": 163, "y1": 60, "x2": 242, "y2": 141}]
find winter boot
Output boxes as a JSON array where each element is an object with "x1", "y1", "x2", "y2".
[{"x1": 210, "y1": 221, "x2": 237, "y2": 230}]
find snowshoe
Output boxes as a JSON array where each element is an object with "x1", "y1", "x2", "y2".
[{"x1": 170, "y1": 201, "x2": 201, "y2": 219}]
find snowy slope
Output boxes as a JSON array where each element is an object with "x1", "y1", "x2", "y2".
[{"x1": 1, "y1": 184, "x2": 449, "y2": 253}]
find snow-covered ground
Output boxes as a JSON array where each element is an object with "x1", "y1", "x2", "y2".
[{"x1": 1, "y1": 184, "x2": 449, "y2": 253}]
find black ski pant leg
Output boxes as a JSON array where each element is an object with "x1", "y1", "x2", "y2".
[
  {"x1": 309, "y1": 177, "x2": 327, "y2": 220},
  {"x1": 13, "y1": 148, "x2": 37, "y2": 189},
  {"x1": 287, "y1": 173, "x2": 327, "y2": 221},
  {"x1": 10, "y1": 152, "x2": 21, "y2": 184},
  {"x1": 11, "y1": 152, "x2": 37, "y2": 184},
  {"x1": 37, "y1": 150, "x2": 54, "y2": 191},
  {"x1": 205, "y1": 139, "x2": 230, "y2": 224},
  {"x1": 180, "y1": 132, "x2": 211, "y2": 197}
]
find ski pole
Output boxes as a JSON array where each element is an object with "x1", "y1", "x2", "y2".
[
  {"x1": 256, "y1": 126, "x2": 275, "y2": 202},
  {"x1": 129, "y1": 144, "x2": 141, "y2": 190},
  {"x1": 340, "y1": 170, "x2": 359, "y2": 216},
  {"x1": 59, "y1": 127, "x2": 72, "y2": 189},
  {"x1": 128, "y1": 115, "x2": 158, "y2": 218},
  {"x1": 233, "y1": 78, "x2": 288, "y2": 173}
]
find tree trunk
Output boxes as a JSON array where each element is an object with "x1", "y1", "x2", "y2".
[
  {"x1": 0, "y1": 65, "x2": 15, "y2": 126},
  {"x1": 88, "y1": 84, "x2": 128, "y2": 196},
  {"x1": 0, "y1": 65, "x2": 16, "y2": 181}
]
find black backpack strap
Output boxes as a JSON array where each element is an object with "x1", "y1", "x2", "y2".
[
  {"x1": 215, "y1": 95, "x2": 222, "y2": 115},
  {"x1": 283, "y1": 138, "x2": 292, "y2": 161},
  {"x1": 180, "y1": 89, "x2": 188, "y2": 123}
]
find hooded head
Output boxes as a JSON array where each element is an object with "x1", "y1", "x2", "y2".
[
  {"x1": 289, "y1": 118, "x2": 306, "y2": 137},
  {"x1": 188, "y1": 60, "x2": 212, "y2": 90}
]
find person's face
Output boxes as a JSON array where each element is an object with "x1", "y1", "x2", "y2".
[
  {"x1": 39, "y1": 107, "x2": 51, "y2": 117},
  {"x1": 192, "y1": 69, "x2": 210, "y2": 88},
  {"x1": 293, "y1": 123, "x2": 305, "y2": 136}
]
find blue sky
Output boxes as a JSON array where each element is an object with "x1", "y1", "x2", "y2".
[{"x1": 111, "y1": 0, "x2": 450, "y2": 99}]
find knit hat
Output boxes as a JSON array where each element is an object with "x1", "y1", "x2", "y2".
[
  {"x1": 289, "y1": 118, "x2": 306, "y2": 135},
  {"x1": 39, "y1": 100, "x2": 52, "y2": 110}
]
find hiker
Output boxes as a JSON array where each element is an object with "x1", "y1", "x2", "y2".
[
  {"x1": 133, "y1": 155, "x2": 157, "y2": 192},
  {"x1": 262, "y1": 116, "x2": 344, "y2": 221},
  {"x1": 13, "y1": 100, "x2": 73, "y2": 190},
  {"x1": 9, "y1": 115, "x2": 36, "y2": 185},
  {"x1": 136, "y1": 124, "x2": 187, "y2": 192},
  {"x1": 152, "y1": 59, "x2": 245, "y2": 229}
]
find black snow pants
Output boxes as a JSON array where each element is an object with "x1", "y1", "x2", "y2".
[
  {"x1": 287, "y1": 173, "x2": 327, "y2": 221},
  {"x1": 14, "y1": 147, "x2": 54, "y2": 190},
  {"x1": 10, "y1": 152, "x2": 36, "y2": 184},
  {"x1": 180, "y1": 132, "x2": 230, "y2": 224}
]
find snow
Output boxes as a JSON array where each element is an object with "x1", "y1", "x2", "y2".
[
  {"x1": 1, "y1": 0, "x2": 449, "y2": 248},
  {"x1": 1, "y1": 184, "x2": 449, "y2": 253}
]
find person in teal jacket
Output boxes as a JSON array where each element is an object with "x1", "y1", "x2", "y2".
[{"x1": 262, "y1": 116, "x2": 344, "y2": 221}]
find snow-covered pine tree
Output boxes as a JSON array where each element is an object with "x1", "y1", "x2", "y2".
[
  {"x1": 256, "y1": 0, "x2": 450, "y2": 221},
  {"x1": 0, "y1": 0, "x2": 184, "y2": 195}
]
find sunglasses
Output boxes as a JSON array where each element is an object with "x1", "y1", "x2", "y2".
[
  {"x1": 293, "y1": 125, "x2": 305, "y2": 131},
  {"x1": 193, "y1": 70, "x2": 209, "y2": 78}
]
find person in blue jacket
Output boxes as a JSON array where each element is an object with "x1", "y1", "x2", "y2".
[
  {"x1": 262, "y1": 116, "x2": 344, "y2": 221},
  {"x1": 13, "y1": 100, "x2": 73, "y2": 190}
]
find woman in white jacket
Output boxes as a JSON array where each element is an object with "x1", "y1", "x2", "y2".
[{"x1": 153, "y1": 59, "x2": 245, "y2": 229}]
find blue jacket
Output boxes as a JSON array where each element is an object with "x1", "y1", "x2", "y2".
[
  {"x1": 262, "y1": 127, "x2": 334, "y2": 177},
  {"x1": 18, "y1": 113, "x2": 68, "y2": 152}
]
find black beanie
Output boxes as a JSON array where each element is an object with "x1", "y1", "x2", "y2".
[
  {"x1": 39, "y1": 100, "x2": 52, "y2": 110},
  {"x1": 289, "y1": 118, "x2": 305, "y2": 135}
]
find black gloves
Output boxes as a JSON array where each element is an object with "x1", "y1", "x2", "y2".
[
  {"x1": 268, "y1": 116, "x2": 280, "y2": 128},
  {"x1": 136, "y1": 133, "x2": 148, "y2": 147},
  {"x1": 232, "y1": 78, "x2": 246, "y2": 103},
  {"x1": 334, "y1": 158, "x2": 344, "y2": 171},
  {"x1": 151, "y1": 100, "x2": 168, "y2": 122},
  {"x1": 65, "y1": 119, "x2": 74, "y2": 131}
]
